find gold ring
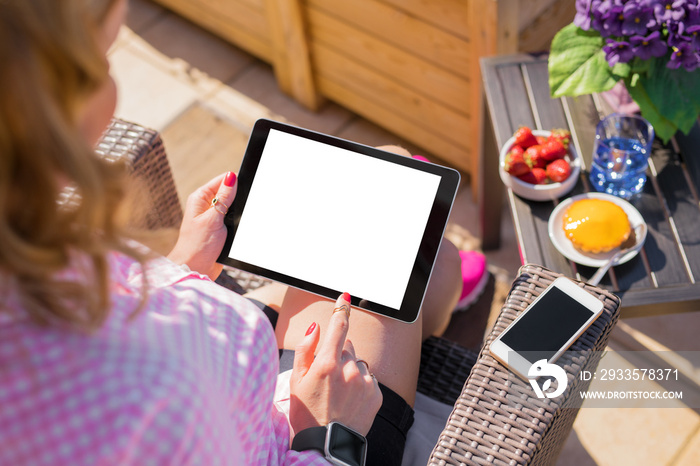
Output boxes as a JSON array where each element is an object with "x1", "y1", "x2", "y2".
[
  {"x1": 211, "y1": 197, "x2": 228, "y2": 215},
  {"x1": 356, "y1": 359, "x2": 370, "y2": 373},
  {"x1": 333, "y1": 304, "x2": 350, "y2": 318}
]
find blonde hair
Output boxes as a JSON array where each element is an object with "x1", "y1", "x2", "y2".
[{"x1": 0, "y1": 0, "x2": 145, "y2": 330}]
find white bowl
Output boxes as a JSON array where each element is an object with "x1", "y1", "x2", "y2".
[{"x1": 498, "y1": 129, "x2": 581, "y2": 202}]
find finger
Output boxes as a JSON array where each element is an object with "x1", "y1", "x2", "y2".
[
  {"x1": 209, "y1": 171, "x2": 238, "y2": 217},
  {"x1": 292, "y1": 321, "x2": 320, "y2": 380},
  {"x1": 199, "y1": 173, "x2": 228, "y2": 198},
  {"x1": 354, "y1": 358, "x2": 371, "y2": 377},
  {"x1": 371, "y1": 378, "x2": 382, "y2": 409},
  {"x1": 340, "y1": 339, "x2": 357, "y2": 363},
  {"x1": 201, "y1": 172, "x2": 237, "y2": 216},
  {"x1": 317, "y1": 292, "x2": 352, "y2": 361},
  {"x1": 184, "y1": 173, "x2": 225, "y2": 214}
]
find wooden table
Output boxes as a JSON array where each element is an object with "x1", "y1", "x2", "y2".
[{"x1": 479, "y1": 53, "x2": 700, "y2": 318}]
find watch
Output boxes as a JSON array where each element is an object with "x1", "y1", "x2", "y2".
[{"x1": 291, "y1": 422, "x2": 367, "y2": 466}]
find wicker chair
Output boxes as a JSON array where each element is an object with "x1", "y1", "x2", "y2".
[{"x1": 99, "y1": 118, "x2": 621, "y2": 465}]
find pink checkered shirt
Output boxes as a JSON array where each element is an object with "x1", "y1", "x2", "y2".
[{"x1": 0, "y1": 249, "x2": 328, "y2": 465}]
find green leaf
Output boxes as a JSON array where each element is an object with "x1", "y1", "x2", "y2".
[
  {"x1": 625, "y1": 79, "x2": 678, "y2": 143},
  {"x1": 548, "y1": 24, "x2": 621, "y2": 98},
  {"x1": 611, "y1": 61, "x2": 631, "y2": 79},
  {"x1": 625, "y1": 59, "x2": 700, "y2": 142},
  {"x1": 629, "y1": 57, "x2": 652, "y2": 76},
  {"x1": 639, "y1": 60, "x2": 700, "y2": 137}
]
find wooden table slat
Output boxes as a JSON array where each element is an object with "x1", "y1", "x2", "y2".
[
  {"x1": 509, "y1": 193, "x2": 545, "y2": 265},
  {"x1": 611, "y1": 255, "x2": 653, "y2": 291},
  {"x1": 563, "y1": 94, "x2": 599, "y2": 174},
  {"x1": 522, "y1": 60, "x2": 568, "y2": 131},
  {"x1": 479, "y1": 58, "x2": 514, "y2": 250},
  {"x1": 675, "y1": 122, "x2": 700, "y2": 199},
  {"x1": 615, "y1": 283, "x2": 700, "y2": 318},
  {"x1": 497, "y1": 64, "x2": 536, "y2": 132},
  {"x1": 626, "y1": 181, "x2": 689, "y2": 288},
  {"x1": 651, "y1": 144, "x2": 700, "y2": 281},
  {"x1": 482, "y1": 58, "x2": 525, "y2": 144},
  {"x1": 531, "y1": 201, "x2": 573, "y2": 273}
]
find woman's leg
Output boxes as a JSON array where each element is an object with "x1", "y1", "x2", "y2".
[
  {"x1": 422, "y1": 237, "x2": 462, "y2": 337},
  {"x1": 244, "y1": 237, "x2": 462, "y2": 407},
  {"x1": 245, "y1": 282, "x2": 423, "y2": 406}
]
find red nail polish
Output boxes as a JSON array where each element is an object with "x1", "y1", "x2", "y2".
[
  {"x1": 224, "y1": 171, "x2": 236, "y2": 187},
  {"x1": 305, "y1": 322, "x2": 317, "y2": 336},
  {"x1": 341, "y1": 292, "x2": 351, "y2": 303}
]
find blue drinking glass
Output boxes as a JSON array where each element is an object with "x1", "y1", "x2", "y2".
[{"x1": 589, "y1": 113, "x2": 654, "y2": 199}]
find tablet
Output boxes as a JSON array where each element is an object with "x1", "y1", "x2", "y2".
[{"x1": 218, "y1": 119, "x2": 460, "y2": 323}]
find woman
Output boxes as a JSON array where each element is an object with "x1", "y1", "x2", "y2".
[{"x1": 0, "y1": 1, "x2": 472, "y2": 464}]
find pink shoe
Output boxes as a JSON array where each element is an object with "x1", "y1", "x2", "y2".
[
  {"x1": 454, "y1": 250, "x2": 489, "y2": 311},
  {"x1": 412, "y1": 155, "x2": 431, "y2": 163}
]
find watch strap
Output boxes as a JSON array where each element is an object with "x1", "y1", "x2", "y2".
[{"x1": 291, "y1": 425, "x2": 328, "y2": 453}]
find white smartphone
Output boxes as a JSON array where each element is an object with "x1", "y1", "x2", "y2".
[{"x1": 490, "y1": 277, "x2": 604, "y2": 380}]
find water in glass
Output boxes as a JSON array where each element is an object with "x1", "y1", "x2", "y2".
[{"x1": 589, "y1": 114, "x2": 654, "y2": 199}]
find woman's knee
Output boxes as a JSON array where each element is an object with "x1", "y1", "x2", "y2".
[{"x1": 376, "y1": 145, "x2": 412, "y2": 158}]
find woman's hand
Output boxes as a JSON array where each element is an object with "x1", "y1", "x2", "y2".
[
  {"x1": 167, "y1": 172, "x2": 237, "y2": 280},
  {"x1": 289, "y1": 293, "x2": 383, "y2": 437}
]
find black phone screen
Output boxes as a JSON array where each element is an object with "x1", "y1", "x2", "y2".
[{"x1": 500, "y1": 287, "x2": 595, "y2": 364}]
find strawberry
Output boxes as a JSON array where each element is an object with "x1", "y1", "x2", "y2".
[
  {"x1": 548, "y1": 129, "x2": 571, "y2": 150},
  {"x1": 513, "y1": 126, "x2": 538, "y2": 149},
  {"x1": 518, "y1": 167, "x2": 547, "y2": 185},
  {"x1": 524, "y1": 145, "x2": 547, "y2": 169},
  {"x1": 540, "y1": 139, "x2": 567, "y2": 162},
  {"x1": 536, "y1": 135, "x2": 548, "y2": 145},
  {"x1": 509, "y1": 145, "x2": 524, "y2": 158},
  {"x1": 532, "y1": 168, "x2": 547, "y2": 184},
  {"x1": 504, "y1": 145, "x2": 530, "y2": 176},
  {"x1": 546, "y1": 159, "x2": 572, "y2": 183}
]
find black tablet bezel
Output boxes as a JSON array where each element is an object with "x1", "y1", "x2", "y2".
[{"x1": 217, "y1": 119, "x2": 460, "y2": 323}]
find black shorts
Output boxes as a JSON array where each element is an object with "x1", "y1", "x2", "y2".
[{"x1": 248, "y1": 298, "x2": 414, "y2": 466}]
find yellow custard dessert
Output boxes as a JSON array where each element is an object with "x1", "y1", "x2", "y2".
[{"x1": 562, "y1": 199, "x2": 631, "y2": 253}]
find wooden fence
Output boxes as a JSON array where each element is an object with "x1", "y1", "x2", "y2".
[{"x1": 152, "y1": 0, "x2": 575, "y2": 190}]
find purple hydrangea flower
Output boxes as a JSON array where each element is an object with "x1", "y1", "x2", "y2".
[
  {"x1": 668, "y1": 41, "x2": 700, "y2": 70},
  {"x1": 653, "y1": 0, "x2": 687, "y2": 24},
  {"x1": 686, "y1": 3, "x2": 700, "y2": 27},
  {"x1": 667, "y1": 20, "x2": 691, "y2": 47},
  {"x1": 688, "y1": 24, "x2": 700, "y2": 49},
  {"x1": 577, "y1": 0, "x2": 700, "y2": 70},
  {"x1": 575, "y1": 0, "x2": 593, "y2": 29},
  {"x1": 592, "y1": 1, "x2": 615, "y2": 35},
  {"x1": 631, "y1": 31, "x2": 669, "y2": 59},
  {"x1": 622, "y1": 2, "x2": 656, "y2": 35},
  {"x1": 604, "y1": 39, "x2": 635, "y2": 66},
  {"x1": 601, "y1": 4, "x2": 626, "y2": 37}
]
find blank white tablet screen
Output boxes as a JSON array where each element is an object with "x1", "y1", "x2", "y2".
[{"x1": 229, "y1": 129, "x2": 441, "y2": 309}]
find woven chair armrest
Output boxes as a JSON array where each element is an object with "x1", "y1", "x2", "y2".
[
  {"x1": 428, "y1": 264, "x2": 621, "y2": 466},
  {"x1": 417, "y1": 336, "x2": 479, "y2": 405},
  {"x1": 95, "y1": 118, "x2": 183, "y2": 229}
]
